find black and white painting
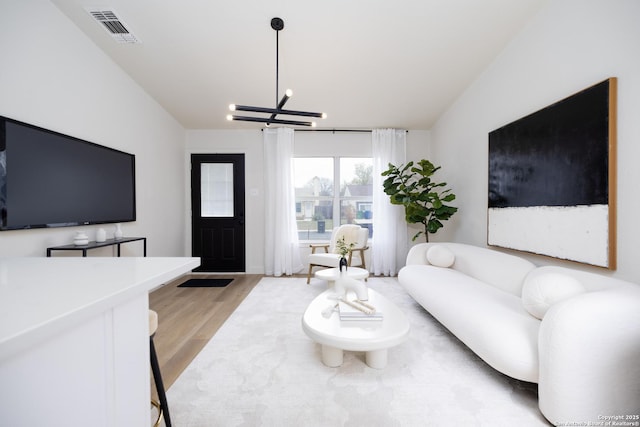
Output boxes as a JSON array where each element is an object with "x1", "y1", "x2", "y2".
[{"x1": 488, "y1": 78, "x2": 616, "y2": 268}]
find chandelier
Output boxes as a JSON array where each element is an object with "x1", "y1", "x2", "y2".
[{"x1": 226, "y1": 17, "x2": 327, "y2": 127}]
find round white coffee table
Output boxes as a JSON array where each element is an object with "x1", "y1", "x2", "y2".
[
  {"x1": 301, "y1": 288, "x2": 410, "y2": 369},
  {"x1": 314, "y1": 267, "x2": 369, "y2": 287}
]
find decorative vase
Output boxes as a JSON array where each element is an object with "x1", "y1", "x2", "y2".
[
  {"x1": 73, "y1": 231, "x2": 89, "y2": 246},
  {"x1": 339, "y1": 256, "x2": 348, "y2": 272},
  {"x1": 96, "y1": 228, "x2": 106, "y2": 242},
  {"x1": 114, "y1": 223, "x2": 123, "y2": 240}
]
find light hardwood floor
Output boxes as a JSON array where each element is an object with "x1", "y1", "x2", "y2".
[{"x1": 149, "y1": 273, "x2": 263, "y2": 391}]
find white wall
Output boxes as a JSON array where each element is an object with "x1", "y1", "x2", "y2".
[
  {"x1": 185, "y1": 129, "x2": 429, "y2": 274},
  {"x1": 430, "y1": 0, "x2": 640, "y2": 281},
  {"x1": 0, "y1": 0, "x2": 186, "y2": 256}
]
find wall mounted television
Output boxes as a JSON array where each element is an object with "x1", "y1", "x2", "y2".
[{"x1": 0, "y1": 116, "x2": 136, "y2": 231}]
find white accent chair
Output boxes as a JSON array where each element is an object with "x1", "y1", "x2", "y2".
[{"x1": 307, "y1": 224, "x2": 369, "y2": 284}]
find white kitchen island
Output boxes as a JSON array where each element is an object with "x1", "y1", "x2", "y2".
[{"x1": 0, "y1": 256, "x2": 199, "y2": 427}]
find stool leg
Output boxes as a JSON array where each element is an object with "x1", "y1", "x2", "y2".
[{"x1": 150, "y1": 336, "x2": 171, "y2": 427}]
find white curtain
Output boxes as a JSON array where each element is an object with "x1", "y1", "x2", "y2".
[
  {"x1": 263, "y1": 127, "x2": 304, "y2": 276},
  {"x1": 371, "y1": 128, "x2": 408, "y2": 276}
]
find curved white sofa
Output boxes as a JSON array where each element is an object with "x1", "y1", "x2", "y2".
[{"x1": 398, "y1": 242, "x2": 640, "y2": 426}]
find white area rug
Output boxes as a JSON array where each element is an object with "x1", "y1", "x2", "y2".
[{"x1": 167, "y1": 277, "x2": 550, "y2": 426}]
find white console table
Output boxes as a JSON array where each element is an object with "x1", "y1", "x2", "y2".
[{"x1": 0, "y1": 256, "x2": 199, "y2": 427}]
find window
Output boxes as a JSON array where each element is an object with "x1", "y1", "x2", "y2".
[
  {"x1": 294, "y1": 157, "x2": 373, "y2": 241},
  {"x1": 200, "y1": 163, "x2": 234, "y2": 217}
]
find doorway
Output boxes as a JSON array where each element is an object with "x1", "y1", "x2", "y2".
[{"x1": 191, "y1": 154, "x2": 245, "y2": 272}]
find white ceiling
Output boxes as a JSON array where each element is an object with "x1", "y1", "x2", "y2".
[{"x1": 51, "y1": 0, "x2": 547, "y2": 130}]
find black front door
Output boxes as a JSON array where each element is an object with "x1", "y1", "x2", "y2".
[{"x1": 191, "y1": 154, "x2": 245, "y2": 272}]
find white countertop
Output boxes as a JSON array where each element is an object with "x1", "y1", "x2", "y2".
[{"x1": 0, "y1": 257, "x2": 199, "y2": 361}]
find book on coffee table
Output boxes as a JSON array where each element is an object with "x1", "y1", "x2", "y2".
[{"x1": 338, "y1": 299, "x2": 383, "y2": 321}]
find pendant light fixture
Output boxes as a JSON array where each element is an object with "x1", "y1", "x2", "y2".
[{"x1": 226, "y1": 17, "x2": 327, "y2": 127}]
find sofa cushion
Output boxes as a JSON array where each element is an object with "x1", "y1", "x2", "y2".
[
  {"x1": 522, "y1": 272, "x2": 586, "y2": 319},
  {"x1": 426, "y1": 245, "x2": 455, "y2": 268}
]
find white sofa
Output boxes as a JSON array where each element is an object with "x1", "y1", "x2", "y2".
[{"x1": 398, "y1": 242, "x2": 640, "y2": 426}]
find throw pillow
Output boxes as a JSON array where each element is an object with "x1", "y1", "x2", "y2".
[
  {"x1": 426, "y1": 245, "x2": 455, "y2": 268},
  {"x1": 521, "y1": 272, "x2": 586, "y2": 319}
]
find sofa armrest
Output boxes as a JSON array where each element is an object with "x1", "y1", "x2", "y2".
[
  {"x1": 538, "y1": 286, "x2": 640, "y2": 425},
  {"x1": 405, "y1": 243, "x2": 431, "y2": 265}
]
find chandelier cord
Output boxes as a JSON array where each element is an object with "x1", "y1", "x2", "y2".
[{"x1": 275, "y1": 29, "x2": 279, "y2": 107}]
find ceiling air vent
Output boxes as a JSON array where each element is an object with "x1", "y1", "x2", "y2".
[{"x1": 85, "y1": 8, "x2": 141, "y2": 44}]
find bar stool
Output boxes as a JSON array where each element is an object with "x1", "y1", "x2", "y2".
[{"x1": 149, "y1": 310, "x2": 172, "y2": 427}]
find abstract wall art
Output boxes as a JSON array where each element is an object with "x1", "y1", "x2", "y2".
[{"x1": 488, "y1": 78, "x2": 617, "y2": 268}]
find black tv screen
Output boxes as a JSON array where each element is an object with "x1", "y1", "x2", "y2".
[{"x1": 0, "y1": 116, "x2": 136, "y2": 230}]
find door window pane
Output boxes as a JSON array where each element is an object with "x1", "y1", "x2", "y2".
[{"x1": 201, "y1": 163, "x2": 233, "y2": 217}]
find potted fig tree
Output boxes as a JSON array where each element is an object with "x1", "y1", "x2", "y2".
[{"x1": 381, "y1": 159, "x2": 458, "y2": 242}]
